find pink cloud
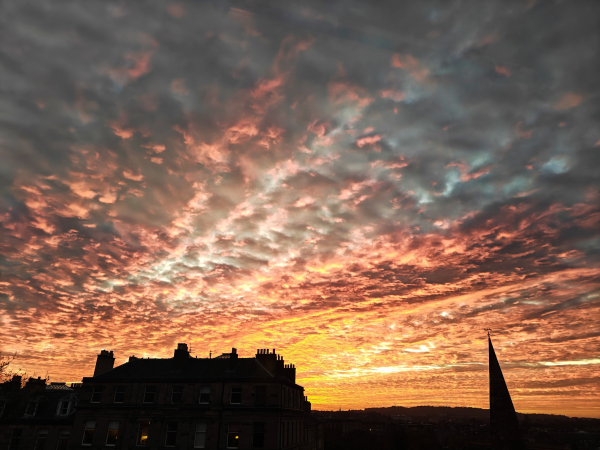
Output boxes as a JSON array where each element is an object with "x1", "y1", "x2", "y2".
[
  {"x1": 515, "y1": 121, "x2": 532, "y2": 139},
  {"x1": 328, "y1": 81, "x2": 373, "y2": 107},
  {"x1": 495, "y1": 66, "x2": 511, "y2": 77},
  {"x1": 380, "y1": 89, "x2": 405, "y2": 102},
  {"x1": 391, "y1": 53, "x2": 429, "y2": 82},
  {"x1": 108, "y1": 50, "x2": 155, "y2": 85},
  {"x1": 170, "y1": 78, "x2": 189, "y2": 95},
  {"x1": 167, "y1": 3, "x2": 185, "y2": 18},
  {"x1": 356, "y1": 135, "x2": 382, "y2": 148},
  {"x1": 228, "y1": 119, "x2": 260, "y2": 144},
  {"x1": 123, "y1": 169, "x2": 144, "y2": 181},
  {"x1": 554, "y1": 92, "x2": 584, "y2": 110}
]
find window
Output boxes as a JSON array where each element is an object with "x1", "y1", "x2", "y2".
[
  {"x1": 9, "y1": 428, "x2": 22, "y2": 450},
  {"x1": 253, "y1": 422, "x2": 265, "y2": 448},
  {"x1": 82, "y1": 421, "x2": 96, "y2": 446},
  {"x1": 91, "y1": 387, "x2": 103, "y2": 403},
  {"x1": 165, "y1": 421, "x2": 178, "y2": 447},
  {"x1": 114, "y1": 386, "x2": 125, "y2": 403},
  {"x1": 255, "y1": 386, "x2": 266, "y2": 406},
  {"x1": 34, "y1": 429, "x2": 48, "y2": 450},
  {"x1": 227, "y1": 423, "x2": 240, "y2": 448},
  {"x1": 194, "y1": 422, "x2": 207, "y2": 448},
  {"x1": 171, "y1": 386, "x2": 183, "y2": 404},
  {"x1": 199, "y1": 386, "x2": 210, "y2": 404},
  {"x1": 137, "y1": 421, "x2": 150, "y2": 446},
  {"x1": 25, "y1": 400, "x2": 38, "y2": 416},
  {"x1": 106, "y1": 421, "x2": 119, "y2": 446},
  {"x1": 230, "y1": 387, "x2": 241, "y2": 405},
  {"x1": 56, "y1": 398, "x2": 72, "y2": 416},
  {"x1": 56, "y1": 430, "x2": 70, "y2": 450},
  {"x1": 143, "y1": 386, "x2": 156, "y2": 404}
]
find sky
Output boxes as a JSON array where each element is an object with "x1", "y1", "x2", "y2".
[{"x1": 1, "y1": 0, "x2": 599, "y2": 418}]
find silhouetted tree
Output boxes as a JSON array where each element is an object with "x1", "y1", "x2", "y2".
[{"x1": 0, "y1": 351, "x2": 17, "y2": 382}]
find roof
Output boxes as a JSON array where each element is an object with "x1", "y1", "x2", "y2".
[
  {"x1": 89, "y1": 357, "x2": 291, "y2": 383},
  {"x1": 46, "y1": 383, "x2": 73, "y2": 391}
]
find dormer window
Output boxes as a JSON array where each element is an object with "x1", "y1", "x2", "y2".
[
  {"x1": 56, "y1": 394, "x2": 77, "y2": 416},
  {"x1": 58, "y1": 400, "x2": 70, "y2": 415},
  {"x1": 24, "y1": 400, "x2": 38, "y2": 417}
]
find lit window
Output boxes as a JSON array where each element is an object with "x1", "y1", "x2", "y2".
[
  {"x1": 230, "y1": 387, "x2": 241, "y2": 405},
  {"x1": 227, "y1": 423, "x2": 240, "y2": 448},
  {"x1": 171, "y1": 386, "x2": 183, "y2": 404},
  {"x1": 9, "y1": 429, "x2": 22, "y2": 450},
  {"x1": 165, "y1": 421, "x2": 178, "y2": 447},
  {"x1": 114, "y1": 386, "x2": 125, "y2": 403},
  {"x1": 91, "y1": 387, "x2": 103, "y2": 403},
  {"x1": 199, "y1": 386, "x2": 210, "y2": 404},
  {"x1": 56, "y1": 430, "x2": 70, "y2": 450},
  {"x1": 106, "y1": 421, "x2": 119, "y2": 446},
  {"x1": 137, "y1": 421, "x2": 150, "y2": 446},
  {"x1": 253, "y1": 422, "x2": 265, "y2": 448},
  {"x1": 34, "y1": 429, "x2": 48, "y2": 450},
  {"x1": 143, "y1": 386, "x2": 156, "y2": 404},
  {"x1": 82, "y1": 421, "x2": 96, "y2": 446},
  {"x1": 255, "y1": 386, "x2": 266, "y2": 406},
  {"x1": 194, "y1": 422, "x2": 207, "y2": 448}
]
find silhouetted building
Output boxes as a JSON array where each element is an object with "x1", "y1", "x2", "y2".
[
  {"x1": 489, "y1": 336, "x2": 526, "y2": 450},
  {"x1": 0, "y1": 376, "x2": 80, "y2": 450},
  {"x1": 0, "y1": 345, "x2": 324, "y2": 450}
]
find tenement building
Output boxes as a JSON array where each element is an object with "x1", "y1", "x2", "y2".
[{"x1": 0, "y1": 345, "x2": 324, "y2": 450}]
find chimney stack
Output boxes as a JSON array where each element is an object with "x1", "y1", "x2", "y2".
[
  {"x1": 304, "y1": 396, "x2": 312, "y2": 412},
  {"x1": 24, "y1": 376, "x2": 46, "y2": 394},
  {"x1": 284, "y1": 363, "x2": 296, "y2": 383},
  {"x1": 172, "y1": 343, "x2": 190, "y2": 370},
  {"x1": 256, "y1": 348, "x2": 278, "y2": 374},
  {"x1": 93, "y1": 350, "x2": 115, "y2": 377}
]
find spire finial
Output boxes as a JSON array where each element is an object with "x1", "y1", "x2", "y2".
[{"x1": 484, "y1": 328, "x2": 492, "y2": 337}]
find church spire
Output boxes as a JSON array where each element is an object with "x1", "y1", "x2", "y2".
[{"x1": 488, "y1": 332, "x2": 526, "y2": 449}]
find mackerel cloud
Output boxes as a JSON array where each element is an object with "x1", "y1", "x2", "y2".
[{"x1": 1, "y1": 0, "x2": 599, "y2": 417}]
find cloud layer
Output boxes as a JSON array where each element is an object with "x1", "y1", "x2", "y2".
[{"x1": 1, "y1": 0, "x2": 599, "y2": 417}]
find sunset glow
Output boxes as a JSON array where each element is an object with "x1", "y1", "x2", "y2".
[{"x1": 1, "y1": 1, "x2": 599, "y2": 418}]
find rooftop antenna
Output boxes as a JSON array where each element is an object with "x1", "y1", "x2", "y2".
[{"x1": 484, "y1": 328, "x2": 492, "y2": 337}]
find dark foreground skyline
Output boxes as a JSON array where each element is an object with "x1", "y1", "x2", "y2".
[{"x1": 1, "y1": 0, "x2": 599, "y2": 417}]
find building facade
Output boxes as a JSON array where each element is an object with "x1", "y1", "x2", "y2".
[
  {"x1": 0, "y1": 345, "x2": 323, "y2": 450},
  {"x1": 0, "y1": 376, "x2": 79, "y2": 450}
]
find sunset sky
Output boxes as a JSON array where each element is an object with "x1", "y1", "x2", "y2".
[{"x1": 1, "y1": 0, "x2": 599, "y2": 418}]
